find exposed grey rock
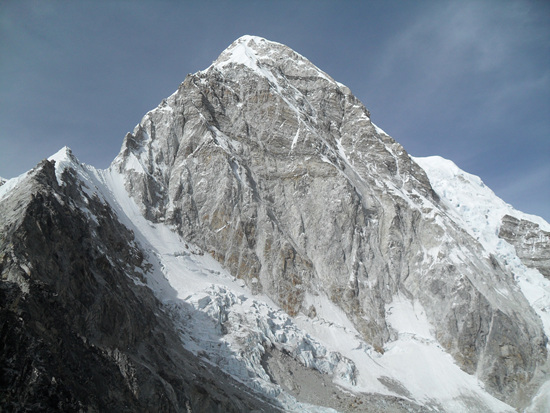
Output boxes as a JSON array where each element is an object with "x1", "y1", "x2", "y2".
[
  {"x1": 112, "y1": 35, "x2": 547, "y2": 407},
  {"x1": 262, "y1": 347, "x2": 430, "y2": 412},
  {"x1": 499, "y1": 214, "x2": 550, "y2": 278}
]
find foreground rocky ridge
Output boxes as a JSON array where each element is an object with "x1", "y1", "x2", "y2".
[
  {"x1": 1, "y1": 35, "x2": 549, "y2": 411},
  {"x1": 0, "y1": 158, "x2": 283, "y2": 412}
]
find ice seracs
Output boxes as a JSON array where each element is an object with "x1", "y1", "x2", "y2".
[{"x1": 413, "y1": 155, "x2": 550, "y2": 241}]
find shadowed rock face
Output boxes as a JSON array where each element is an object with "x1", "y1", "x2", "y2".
[
  {"x1": 500, "y1": 214, "x2": 550, "y2": 278},
  {"x1": 111, "y1": 36, "x2": 546, "y2": 406},
  {"x1": 0, "y1": 160, "x2": 283, "y2": 412}
]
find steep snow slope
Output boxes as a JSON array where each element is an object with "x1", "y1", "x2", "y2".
[
  {"x1": 415, "y1": 155, "x2": 550, "y2": 411},
  {"x1": 413, "y1": 156, "x2": 550, "y2": 246},
  {"x1": 0, "y1": 171, "x2": 28, "y2": 202}
]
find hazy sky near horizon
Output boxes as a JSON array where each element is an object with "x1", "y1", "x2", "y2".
[{"x1": 1, "y1": 0, "x2": 549, "y2": 221}]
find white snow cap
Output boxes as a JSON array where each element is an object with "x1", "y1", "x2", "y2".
[
  {"x1": 235, "y1": 34, "x2": 272, "y2": 44},
  {"x1": 47, "y1": 146, "x2": 84, "y2": 186},
  {"x1": 48, "y1": 146, "x2": 76, "y2": 164},
  {"x1": 212, "y1": 35, "x2": 283, "y2": 70},
  {"x1": 414, "y1": 155, "x2": 550, "y2": 233},
  {"x1": 209, "y1": 34, "x2": 338, "y2": 89},
  {"x1": 213, "y1": 35, "x2": 264, "y2": 70}
]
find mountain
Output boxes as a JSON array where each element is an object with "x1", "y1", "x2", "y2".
[{"x1": 1, "y1": 35, "x2": 549, "y2": 412}]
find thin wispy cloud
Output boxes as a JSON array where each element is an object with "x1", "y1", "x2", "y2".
[
  {"x1": 498, "y1": 163, "x2": 550, "y2": 197},
  {"x1": 358, "y1": 0, "x2": 550, "y2": 221},
  {"x1": 372, "y1": 1, "x2": 543, "y2": 99},
  {"x1": 480, "y1": 72, "x2": 550, "y2": 122},
  {"x1": 493, "y1": 162, "x2": 550, "y2": 216}
]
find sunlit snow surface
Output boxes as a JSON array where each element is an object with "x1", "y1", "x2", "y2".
[
  {"x1": 296, "y1": 293, "x2": 514, "y2": 412},
  {"x1": 0, "y1": 171, "x2": 29, "y2": 202}
]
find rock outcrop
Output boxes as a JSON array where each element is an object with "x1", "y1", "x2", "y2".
[{"x1": 500, "y1": 214, "x2": 550, "y2": 278}]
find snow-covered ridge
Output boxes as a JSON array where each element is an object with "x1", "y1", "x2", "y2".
[
  {"x1": 415, "y1": 155, "x2": 550, "y2": 341},
  {"x1": 48, "y1": 146, "x2": 80, "y2": 185},
  {"x1": 1, "y1": 151, "x2": 80, "y2": 203},
  {"x1": 0, "y1": 171, "x2": 28, "y2": 202},
  {"x1": 414, "y1": 155, "x2": 550, "y2": 235},
  {"x1": 213, "y1": 35, "x2": 274, "y2": 71}
]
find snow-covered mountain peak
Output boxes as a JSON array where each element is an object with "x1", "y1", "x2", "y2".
[
  {"x1": 213, "y1": 35, "x2": 291, "y2": 66},
  {"x1": 210, "y1": 35, "x2": 268, "y2": 77},
  {"x1": 208, "y1": 34, "x2": 338, "y2": 87},
  {"x1": 414, "y1": 155, "x2": 550, "y2": 234},
  {"x1": 0, "y1": 147, "x2": 80, "y2": 202},
  {"x1": 46, "y1": 146, "x2": 87, "y2": 185},
  {"x1": 48, "y1": 145, "x2": 77, "y2": 164}
]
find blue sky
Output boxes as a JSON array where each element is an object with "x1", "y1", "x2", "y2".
[{"x1": 1, "y1": 0, "x2": 549, "y2": 221}]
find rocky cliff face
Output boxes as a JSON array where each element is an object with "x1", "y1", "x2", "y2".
[
  {"x1": 1, "y1": 35, "x2": 549, "y2": 412},
  {"x1": 112, "y1": 36, "x2": 548, "y2": 408}
]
